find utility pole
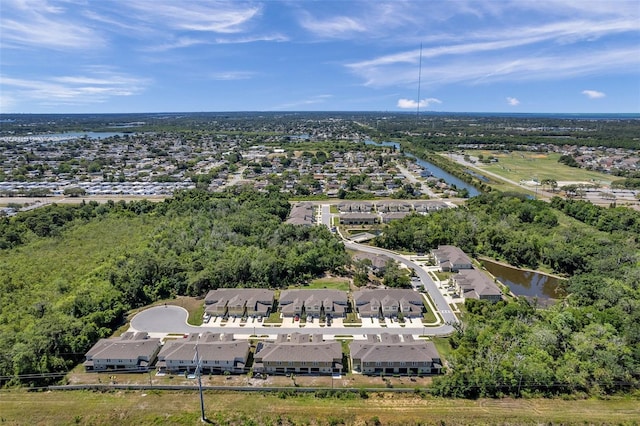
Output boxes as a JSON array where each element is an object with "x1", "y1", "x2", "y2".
[
  {"x1": 195, "y1": 344, "x2": 206, "y2": 422},
  {"x1": 416, "y1": 43, "x2": 423, "y2": 124}
]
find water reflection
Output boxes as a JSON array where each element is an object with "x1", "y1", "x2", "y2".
[{"x1": 482, "y1": 259, "x2": 567, "y2": 305}]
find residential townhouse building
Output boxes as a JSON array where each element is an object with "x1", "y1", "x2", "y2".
[
  {"x1": 353, "y1": 289, "x2": 424, "y2": 319},
  {"x1": 156, "y1": 332, "x2": 250, "y2": 374},
  {"x1": 431, "y1": 245, "x2": 474, "y2": 272},
  {"x1": 278, "y1": 289, "x2": 348, "y2": 318},
  {"x1": 253, "y1": 333, "x2": 343, "y2": 375},
  {"x1": 204, "y1": 288, "x2": 275, "y2": 318},
  {"x1": 350, "y1": 334, "x2": 441, "y2": 375},
  {"x1": 84, "y1": 332, "x2": 161, "y2": 372}
]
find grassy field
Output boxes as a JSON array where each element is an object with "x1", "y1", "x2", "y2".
[
  {"x1": 305, "y1": 277, "x2": 352, "y2": 291},
  {"x1": 1, "y1": 389, "x2": 639, "y2": 425},
  {"x1": 465, "y1": 150, "x2": 613, "y2": 185}
]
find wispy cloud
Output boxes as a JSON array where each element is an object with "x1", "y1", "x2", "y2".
[
  {"x1": 209, "y1": 71, "x2": 256, "y2": 81},
  {"x1": 1, "y1": 0, "x2": 103, "y2": 50},
  {"x1": 297, "y1": 2, "x2": 423, "y2": 40},
  {"x1": 0, "y1": 68, "x2": 149, "y2": 106},
  {"x1": 397, "y1": 98, "x2": 441, "y2": 109},
  {"x1": 213, "y1": 34, "x2": 289, "y2": 44},
  {"x1": 506, "y1": 97, "x2": 520, "y2": 106},
  {"x1": 270, "y1": 94, "x2": 333, "y2": 110},
  {"x1": 123, "y1": 0, "x2": 262, "y2": 34},
  {"x1": 299, "y1": 14, "x2": 366, "y2": 38},
  {"x1": 349, "y1": 47, "x2": 639, "y2": 88},
  {"x1": 582, "y1": 90, "x2": 606, "y2": 99}
]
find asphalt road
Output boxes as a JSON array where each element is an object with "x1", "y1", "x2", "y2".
[{"x1": 343, "y1": 240, "x2": 459, "y2": 328}]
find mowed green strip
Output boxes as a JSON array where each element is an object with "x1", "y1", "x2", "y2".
[
  {"x1": 1, "y1": 390, "x2": 638, "y2": 425},
  {"x1": 466, "y1": 150, "x2": 613, "y2": 184}
]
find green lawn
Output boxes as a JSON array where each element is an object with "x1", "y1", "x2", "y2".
[
  {"x1": 421, "y1": 292, "x2": 439, "y2": 325},
  {"x1": 304, "y1": 277, "x2": 351, "y2": 291},
  {"x1": 2, "y1": 389, "x2": 638, "y2": 425},
  {"x1": 432, "y1": 336, "x2": 454, "y2": 360},
  {"x1": 466, "y1": 150, "x2": 613, "y2": 185},
  {"x1": 264, "y1": 311, "x2": 283, "y2": 324},
  {"x1": 433, "y1": 271, "x2": 451, "y2": 281}
]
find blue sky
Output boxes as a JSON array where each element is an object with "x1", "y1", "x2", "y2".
[{"x1": 1, "y1": 0, "x2": 639, "y2": 113}]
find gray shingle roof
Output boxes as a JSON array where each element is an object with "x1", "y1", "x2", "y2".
[
  {"x1": 350, "y1": 334, "x2": 440, "y2": 364},
  {"x1": 84, "y1": 332, "x2": 160, "y2": 362},
  {"x1": 254, "y1": 334, "x2": 342, "y2": 363}
]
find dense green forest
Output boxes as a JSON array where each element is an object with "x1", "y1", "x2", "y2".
[
  {"x1": 2, "y1": 188, "x2": 639, "y2": 396},
  {"x1": 0, "y1": 188, "x2": 347, "y2": 387},
  {"x1": 374, "y1": 192, "x2": 640, "y2": 396}
]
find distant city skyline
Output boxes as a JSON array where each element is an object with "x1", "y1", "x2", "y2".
[{"x1": 1, "y1": 0, "x2": 639, "y2": 114}]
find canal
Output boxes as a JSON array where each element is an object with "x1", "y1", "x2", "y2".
[{"x1": 364, "y1": 140, "x2": 481, "y2": 197}]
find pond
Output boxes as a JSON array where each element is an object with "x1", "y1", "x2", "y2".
[{"x1": 482, "y1": 259, "x2": 567, "y2": 305}]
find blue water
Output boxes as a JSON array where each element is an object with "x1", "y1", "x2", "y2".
[
  {"x1": 408, "y1": 154, "x2": 481, "y2": 197},
  {"x1": 365, "y1": 139, "x2": 481, "y2": 196},
  {"x1": 34, "y1": 131, "x2": 129, "y2": 140}
]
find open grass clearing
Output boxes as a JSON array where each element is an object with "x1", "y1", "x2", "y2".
[
  {"x1": 465, "y1": 150, "x2": 613, "y2": 185},
  {"x1": 1, "y1": 389, "x2": 638, "y2": 425},
  {"x1": 304, "y1": 276, "x2": 351, "y2": 291}
]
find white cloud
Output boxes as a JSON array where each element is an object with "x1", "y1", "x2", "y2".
[
  {"x1": 507, "y1": 97, "x2": 520, "y2": 106},
  {"x1": 1, "y1": 0, "x2": 103, "y2": 50},
  {"x1": 397, "y1": 98, "x2": 442, "y2": 109},
  {"x1": 299, "y1": 14, "x2": 366, "y2": 38},
  {"x1": 124, "y1": 1, "x2": 261, "y2": 34},
  {"x1": 0, "y1": 93, "x2": 16, "y2": 113},
  {"x1": 209, "y1": 71, "x2": 256, "y2": 81},
  {"x1": 271, "y1": 94, "x2": 333, "y2": 110},
  {"x1": 297, "y1": 3, "x2": 421, "y2": 39},
  {"x1": 0, "y1": 69, "x2": 149, "y2": 107},
  {"x1": 348, "y1": 47, "x2": 639, "y2": 88},
  {"x1": 582, "y1": 90, "x2": 606, "y2": 99}
]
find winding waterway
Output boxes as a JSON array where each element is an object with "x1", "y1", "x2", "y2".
[{"x1": 364, "y1": 139, "x2": 481, "y2": 196}]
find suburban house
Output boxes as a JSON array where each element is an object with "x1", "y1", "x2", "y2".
[
  {"x1": 350, "y1": 334, "x2": 442, "y2": 375},
  {"x1": 156, "y1": 332, "x2": 250, "y2": 374},
  {"x1": 339, "y1": 212, "x2": 379, "y2": 225},
  {"x1": 278, "y1": 289, "x2": 348, "y2": 318},
  {"x1": 431, "y1": 245, "x2": 474, "y2": 272},
  {"x1": 286, "y1": 203, "x2": 315, "y2": 226},
  {"x1": 83, "y1": 332, "x2": 161, "y2": 372},
  {"x1": 253, "y1": 333, "x2": 343, "y2": 375},
  {"x1": 375, "y1": 201, "x2": 412, "y2": 212},
  {"x1": 381, "y1": 211, "x2": 412, "y2": 223},
  {"x1": 337, "y1": 202, "x2": 373, "y2": 213},
  {"x1": 414, "y1": 200, "x2": 450, "y2": 213},
  {"x1": 451, "y1": 269, "x2": 503, "y2": 302},
  {"x1": 204, "y1": 288, "x2": 275, "y2": 317},
  {"x1": 351, "y1": 252, "x2": 389, "y2": 275},
  {"x1": 353, "y1": 289, "x2": 425, "y2": 318}
]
